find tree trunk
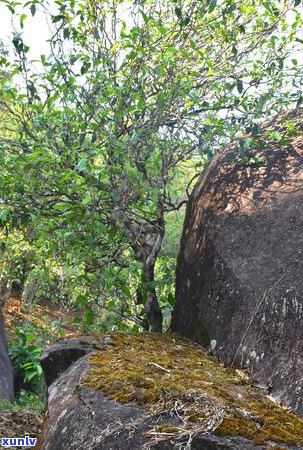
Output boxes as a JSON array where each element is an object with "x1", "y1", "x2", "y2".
[
  {"x1": 112, "y1": 207, "x2": 164, "y2": 331},
  {"x1": 142, "y1": 259, "x2": 163, "y2": 332},
  {"x1": 0, "y1": 289, "x2": 14, "y2": 401},
  {"x1": 138, "y1": 222, "x2": 164, "y2": 332}
]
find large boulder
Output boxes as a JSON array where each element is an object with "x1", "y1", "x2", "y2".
[
  {"x1": 172, "y1": 110, "x2": 303, "y2": 415},
  {"x1": 40, "y1": 336, "x2": 102, "y2": 386},
  {"x1": 0, "y1": 307, "x2": 14, "y2": 401},
  {"x1": 36, "y1": 333, "x2": 303, "y2": 449}
]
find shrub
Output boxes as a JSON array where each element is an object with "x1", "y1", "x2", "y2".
[{"x1": 8, "y1": 321, "x2": 48, "y2": 393}]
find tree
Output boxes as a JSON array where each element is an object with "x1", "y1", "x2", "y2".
[
  {"x1": 0, "y1": 0, "x2": 302, "y2": 331},
  {"x1": 0, "y1": 41, "x2": 14, "y2": 401}
]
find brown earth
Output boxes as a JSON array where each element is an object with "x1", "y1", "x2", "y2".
[{"x1": 3, "y1": 297, "x2": 80, "y2": 341}]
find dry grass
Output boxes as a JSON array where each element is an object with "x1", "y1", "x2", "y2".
[{"x1": 82, "y1": 332, "x2": 303, "y2": 447}]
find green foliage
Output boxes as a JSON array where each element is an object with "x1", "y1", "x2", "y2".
[
  {"x1": 15, "y1": 389, "x2": 45, "y2": 413},
  {"x1": 8, "y1": 321, "x2": 47, "y2": 391},
  {"x1": 266, "y1": 118, "x2": 303, "y2": 145},
  {"x1": 156, "y1": 256, "x2": 176, "y2": 329},
  {"x1": 0, "y1": 231, "x2": 35, "y2": 288},
  {"x1": 236, "y1": 137, "x2": 266, "y2": 168},
  {"x1": 0, "y1": 390, "x2": 45, "y2": 413},
  {"x1": 161, "y1": 211, "x2": 185, "y2": 258},
  {"x1": 0, "y1": 398, "x2": 13, "y2": 410},
  {"x1": 0, "y1": 0, "x2": 302, "y2": 330}
]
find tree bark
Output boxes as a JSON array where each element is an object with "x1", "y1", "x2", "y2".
[
  {"x1": 0, "y1": 286, "x2": 14, "y2": 401},
  {"x1": 142, "y1": 259, "x2": 163, "y2": 332},
  {"x1": 139, "y1": 223, "x2": 164, "y2": 332},
  {"x1": 112, "y1": 207, "x2": 164, "y2": 332}
]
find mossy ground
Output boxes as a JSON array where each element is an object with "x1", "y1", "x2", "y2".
[{"x1": 82, "y1": 333, "x2": 303, "y2": 447}]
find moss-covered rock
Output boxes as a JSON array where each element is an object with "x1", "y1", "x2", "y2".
[
  {"x1": 37, "y1": 333, "x2": 303, "y2": 449},
  {"x1": 83, "y1": 333, "x2": 303, "y2": 447}
]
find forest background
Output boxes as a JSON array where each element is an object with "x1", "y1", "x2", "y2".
[{"x1": 0, "y1": 0, "x2": 302, "y2": 409}]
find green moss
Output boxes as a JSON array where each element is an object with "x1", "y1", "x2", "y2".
[
  {"x1": 82, "y1": 333, "x2": 303, "y2": 447},
  {"x1": 154, "y1": 425, "x2": 180, "y2": 433}
]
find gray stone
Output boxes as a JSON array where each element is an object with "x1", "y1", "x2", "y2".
[
  {"x1": 172, "y1": 110, "x2": 303, "y2": 415},
  {"x1": 40, "y1": 336, "x2": 102, "y2": 386},
  {"x1": 37, "y1": 338, "x2": 302, "y2": 450}
]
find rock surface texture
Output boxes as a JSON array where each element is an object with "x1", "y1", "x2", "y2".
[
  {"x1": 172, "y1": 110, "x2": 303, "y2": 415},
  {"x1": 40, "y1": 336, "x2": 102, "y2": 386},
  {"x1": 36, "y1": 333, "x2": 303, "y2": 449},
  {"x1": 0, "y1": 307, "x2": 14, "y2": 401}
]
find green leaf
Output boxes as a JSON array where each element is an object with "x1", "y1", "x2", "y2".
[
  {"x1": 271, "y1": 131, "x2": 282, "y2": 142},
  {"x1": 209, "y1": 0, "x2": 217, "y2": 13},
  {"x1": 91, "y1": 131, "x2": 97, "y2": 143},
  {"x1": 77, "y1": 158, "x2": 88, "y2": 171},
  {"x1": 232, "y1": 45, "x2": 238, "y2": 56},
  {"x1": 20, "y1": 13, "x2": 27, "y2": 29},
  {"x1": 130, "y1": 130, "x2": 143, "y2": 145},
  {"x1": 84, "y1": 308, "x2": 94, "y2": 326},
  {"x1": 180, "y1": 16, "x2": 190, "y2": 27},
  {"x1": 251, "y1": 124, "x2": 262, "y2": 136},
  {"x1": 30, "y1": 3, "x2": 36, "y2": 16},
  {"x1": 167, "y1": 292, "x2": 175, "y2": 306},
  {"x1": 257, "y1": 94, "x2": 267, "y2": 112},
  {"x1": 52, "y1": 15, "x2": 65, "y2": 23},
  {"x1": 12, "y1": 32, "x2": 22, "y2": 44},
  {"x1": 148, "y1": 280, "x2": 157, "y2": 290},
  {"x1": 236, "y1": 80, "x2": 243, "y2": 94},
  {"x1": 25, "y1": 372, "x2": 37, "y2": 382},
  {"x1": 226, "y1": 4, "x2": 236, "y2": 14},
  {"x1": 140, "y1": 10, "x2": 149, "y2": 24},
  {"x1": 175, "y1": 7, "x2": 182, "y2": 18},
  {"x1": 63, "y1": 28, "x2": 70, "y2": 39},
  {"x1": 0, "y1": 209, "x2": 9, "y2": 222},
  {"x1": 93, "y1": 27, "x2": 100, "y2": 40}
]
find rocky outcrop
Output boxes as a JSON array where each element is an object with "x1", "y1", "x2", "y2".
[
  {"x1": 172, "y1": 110, "x2": 303, "y2": 415},
  {"x1": 40, "y1": 336, "x2": 103, "y2": 386},
  {"x1": 36, "y1": 333, "x2": 303, "y2": 449},
  {"x1": 0, "y1": 307, "x2": 14, "y2": 401}
]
